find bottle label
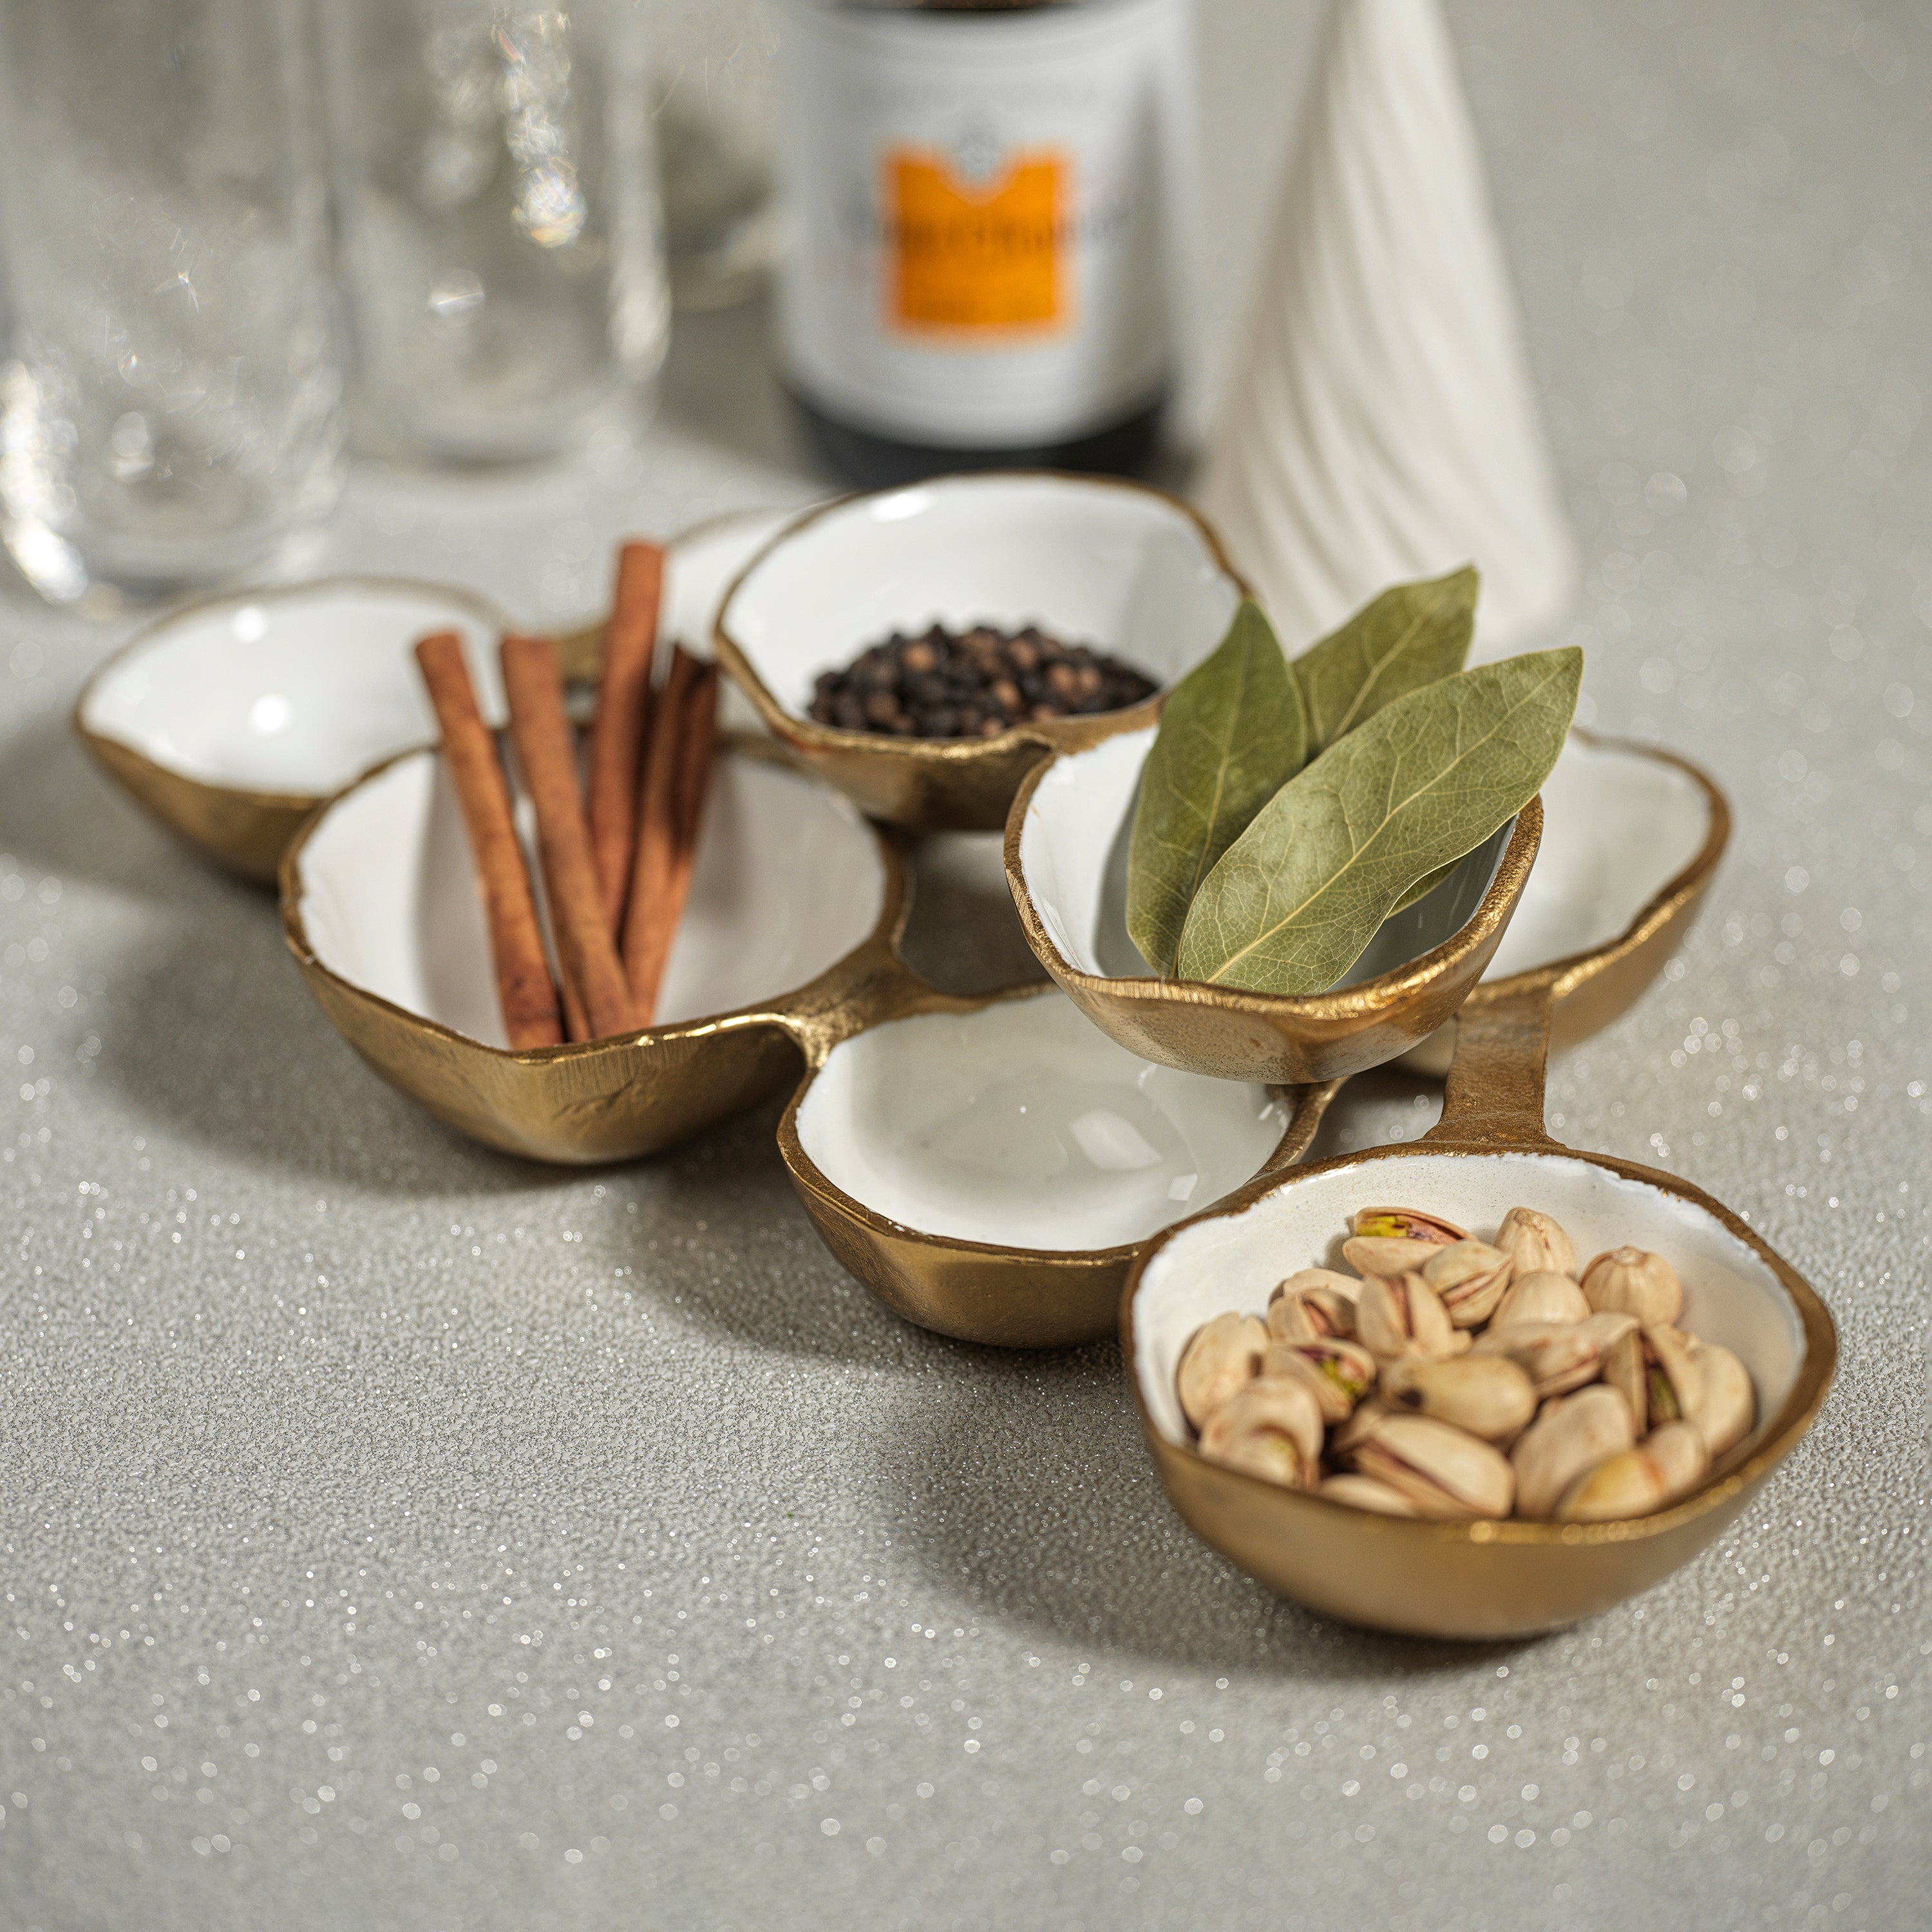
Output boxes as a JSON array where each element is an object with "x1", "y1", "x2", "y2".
[{"x1": 778, "y1": 0, "x2": 1192, "y2": 446}]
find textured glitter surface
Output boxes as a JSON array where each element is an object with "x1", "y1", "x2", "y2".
[{"x1": 2, "y1": 6, "x2": 1927, "y2": 1927}]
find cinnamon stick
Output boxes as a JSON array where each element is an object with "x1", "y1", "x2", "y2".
[
  {"x1": 621, "y1": 646, "x2": 705, "y2": 1021},
  {"x1": 657, "y1": 660, "x2": 721, "y2": 1003},
  {"x1": 412, "y1": 632, "x2": 564, "y2": 1051},
  {"x1": 499, "y1": 633, "x2": 638, "y2": 1042},
  {"x1": 586, "y1": 540, "x2": 664, "y2": 936}
]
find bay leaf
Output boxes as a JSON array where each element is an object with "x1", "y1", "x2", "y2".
[
  {"x1": 1175, "y1": 647, "x2": 1582, "y2": 995},
  {"x1": 1293, "y1": 566, "x2": 1478, "y2": 755},
  {"x1": 1126, "y1": 599, "x2": 1307, "y2": 975}
]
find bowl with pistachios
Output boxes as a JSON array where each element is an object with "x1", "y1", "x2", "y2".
[{"x1": 1122, "y1": 988, "x2": 1835, "y2": 1640}]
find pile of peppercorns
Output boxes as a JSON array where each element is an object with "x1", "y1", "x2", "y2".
[{"x1": 806, "y1": 623, "x2": 1159, "y2": 739}]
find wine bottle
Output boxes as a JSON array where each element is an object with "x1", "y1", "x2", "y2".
[{"x1": 775, "y1": 0, "x2": 1194, "y2": 487}]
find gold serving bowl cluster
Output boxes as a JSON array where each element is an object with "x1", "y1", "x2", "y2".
[{"x1": 73, "y1": 462, "x2": 1830, "y2": 1638}]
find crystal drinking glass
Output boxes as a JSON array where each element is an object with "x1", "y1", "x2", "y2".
[
  {"x1": 321, "y1": 0, "x2": 671, "y2": 464},
  {"x1": 0, "y1": 0, "x2": 347, "y2": 605}
]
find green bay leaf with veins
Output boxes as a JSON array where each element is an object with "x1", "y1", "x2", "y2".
[
  {"x1": 1126, "y1": 599, "x2": 1306, "y2": 976},
  {"x1": 1174, "y1": 648, "x2": 1582, "y2": 996},
  {"x1": 1292, "y1": 566, "x2": 1479, "y2": 755}
]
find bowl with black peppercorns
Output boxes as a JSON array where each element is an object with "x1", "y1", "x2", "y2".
[{"x1": 713, "y1": 473, "x2": 1247, "y2": 829}]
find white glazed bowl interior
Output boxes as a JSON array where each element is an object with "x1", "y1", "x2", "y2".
[
  {"x1": 1018, "y1": 727, "x2": 1510, "y2": 989},
  {"x1": 719, "y1": 475, "x2": 1243, "y2": 719},
  {"x1": 81, "y1": 583, "x2": 504, "y2": 797},
  {"x1": 796, "y1": 992, "x2": 1289, "y2": 1251},
  {"x1": 1484, "y1": 735, "x2": 1710, "y2": 978},
  {"x1": 1133, "y1": 1151, "x2": 1804, "y2": 1455},
  {"x1": 298, "y1": 750, "x2": 886, "y2": 1047}
]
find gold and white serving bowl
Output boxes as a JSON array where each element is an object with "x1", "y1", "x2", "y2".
[
  {"x1": 1123, "y1": 981, "x2": 1834, "y2": 1640},
  {"x1": 75, "y1": 507, "x2": 796, "y2": 883},
  {"x1": 714, "y1": 472, "x2": 1247, "y2": 831},
  {"x1": 1005, "y1": 719, "x2": 1543, "y2": 1085},
  {"x1": 281, "y1": 738, "x2": 896, "y2": 1166}
]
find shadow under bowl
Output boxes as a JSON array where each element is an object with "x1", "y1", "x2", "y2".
[
  {"x1": 714, "y1": 471, "x2": 1247, "y2": 832},
  {"x1": 1006, "y1": 724, "x2": 1542, "y2": 1084}
]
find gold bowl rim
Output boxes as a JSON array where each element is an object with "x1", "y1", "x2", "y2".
[
  {"x1": 1472, "y1": 729, "x2": 1732, "y2": 1011},
  {"x1": 278, "y1": 735, "x2": 913, "y2": 1068},
  {"x1": 1122, "y1": 1132, "x2": 1836, "y2": 1553},
  {"x1": 1003, "y1": 743, "x2": 1545, "y2": 1025},
  {"x1": 710, "y1": 469, "x2": 1253, "y2": 768}
]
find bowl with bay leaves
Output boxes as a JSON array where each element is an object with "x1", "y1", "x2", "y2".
[{"x1": 1005, "y1": 569, "x2": 1572, "y2": 1086}]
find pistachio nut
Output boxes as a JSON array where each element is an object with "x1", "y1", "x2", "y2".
[
  {"x1": 1379, "y1": 1354, "x2": 1537, "y2": 1443},
  {"x1": 1318, "y1": 1473, "x2": 1420, "y2": 1517},
  {"x1": 1490, "y1": 1268, "x2": 1591, "y2": 1331},
  {"x1": 1267, "y1": 1269, "x2": 1361, "y2": 1343},
  {"x1": 1352, "y1": 1206, "x2": 1468, "y2": 1244},
  {"x1": 1177, "y1": 1312, "x2": 1267, "y2": 1433},
  {"x1": 1582, "y1": 1245, "x2": 1685, "y2": 1327},
  {"x1": 1685, "y1": 1338, "x2": 1755, "y2": 1457},
  {"x1": 1510, "y1": 1384, "x2": 1636, "y2": 1519},
  {"x1": 1470, "y1": 1319, "x2": 1603, "y2": 1397},
  {"x1": 1555, "y1": 1446, "x2": 1671, "y2": 1523},
  {"x1": 1356, "y1": 1271, "x2": 1463, "y2": 1361},
  {"x1": 1344, "y1": 1412, "x2": 1515, "y2": 1520},
  {"x1": 1602, "y1": 1322, "x2": 1697, "y2": 1434},
  {"x1": 1262, "y1": 1336, "x2": 1379, "y2": 1425},
  {"x1": 1197, "y1": 1374, "x2": 1325, "y2": 1490},
  {"x1": 1493, "y1": 1206, "x2": 1577, "y2": 1281},
  {"x1": 1343, "y1": 1207, "x2": 1465, "y2": 1278},
  {"x1": 1643, "y1": 1419, "x2": 1710, "y2": 1502},
  {"x1": 1419, "y1": 1238, "x2": 1514, "y2": 1329}
]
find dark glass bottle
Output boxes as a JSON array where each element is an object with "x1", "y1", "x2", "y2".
[{"x1": 775, "y1": 0, "x2": 1192, "y2": 487}]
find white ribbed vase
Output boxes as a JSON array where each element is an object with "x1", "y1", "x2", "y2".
[{"x1": 1197, "y1": 0, "x2": 1576, "y2": 658}]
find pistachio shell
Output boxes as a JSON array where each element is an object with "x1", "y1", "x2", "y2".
[
  {"x1": 1643, "y1": 1420, "x2": 1710, "y2": 1501},
  {"x1": 1318, "y1": 1473, "x2": 1420, "y2": 1518},
  {"x1": 1490, "y1": 1268, "x2": 1591, "y2": 1331},
  {"x1": 1582, "y1": 1246, "x2": 1684, "y2": 1326},
  {"x1": 1330, "y1": 1396, "x2": 1392, "y2": 1455},
  {"x1": 1686, "y1": 1339, "x2": 1755, "y2": 1457},
  {"x1": 1263, "y1": 1336, "x2": 1379, "y2": 1423},
  {"x1": 1347, "y1": 1413, "x2": 1515, "y2": 1520},
  {"x1": 1603, "y1": 1326, "x2": 1647, "y2": 1427},
  {"x1": 1510, "y1": 1384, "x2": 1636, "y2": 1519},
  {"x1": 1267, "y1": 1271, "x2": 1361, "y2": 1342},
  {"x1": 1356, "y1": 1271, "x2": 1461, "y2": 1361},
  {"x1": 1470, "y1": 1319, "x2": 1602, "y2": 1397},
  {"x1": 1642, "y1": 1325, "x2": 1701, "y2": 1426},
  {"x1": 1343, "y1": 1234, "x2": 1443, "y2": 1277},
  {"x1": 1420, "y1": 1238, "x2": 1513, "y2": 1328},
  {"x1": 1379, "y1": 1354, "x2": 1537, "y2": 1443},
  {"x1": 1197, "y1": 1375, "x2": 1324, "y2": 1489},
  {"x1": 1493, "y1": 1206, "x2": 1576, "y2": 1280},
  {"x1": 1555, "y1": 1446, "x2": 1670, "y2": 1522},
  {"x1": 1177, "y1": 1312, "x2": 1267, "y2": 1432}
]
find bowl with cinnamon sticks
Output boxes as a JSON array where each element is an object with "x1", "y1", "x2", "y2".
[
  {"x1": 714, "y1": 473, "x2": 1247, "y2": 831},
  {"x1": 280, "y1": 538, "x2": 905, "y2": 1164}
]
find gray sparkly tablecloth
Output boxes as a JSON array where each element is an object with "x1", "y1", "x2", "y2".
[{"x1": 2, "y1": 5, "x2": 1926, "y2": 1928}]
